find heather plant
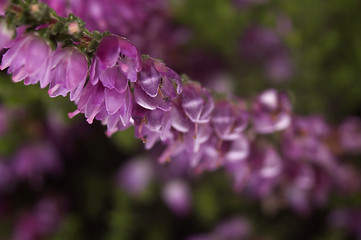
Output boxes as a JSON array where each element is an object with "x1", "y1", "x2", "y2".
[{"x1": 0, "y1": 0, "x2": 360, "y2": 239}]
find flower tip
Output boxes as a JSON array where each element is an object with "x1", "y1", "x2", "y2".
[
  {"x1": 68, "y1": 110, "x2": 80, "y2": 119},
  {"x1": 105, "y1": 130, "x2": 114, "y2": 137}
]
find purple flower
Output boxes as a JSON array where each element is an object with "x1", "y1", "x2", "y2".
[
  {"x1": 47, "y1": 47, "x2": 88, "y2": 101},
  {"x1": 211, "y1": 99, "x2": 248, "y2": 140},
  {"x1": 162, "y1": 179, "x2": 191, "y2": 216},
  {"x1": 181, "y1": 82, "x2": 214, "y2": 124},
  {"x1": 252, "y1": 89, "x2": 292, "y2": 134},
  {"x1": 90, "y1": 35, "x2": 141, "y2": 84},
  {"x1": 12, "y1": 196, "x2": 65, "y2": 240},
  {"x1": 133, "y1": 104, "x2": 173, "y2": 149},
  {"x1": 69, "y1": 80, "x2": 134, "y2": 135},
  {"x1": 1, "y1": 33, "x2": 52, "y2": 88},
  {"x1": 282, "y1": 116, "x2": 336, "y2": 168},
  {"x1": 116, "y1": 157, "x2": 154, "y2": 197},
  {"x1": 245, "y1": 144, "x2": 283, "y2": 197},
  {"x1": 338, "y1": 117, "x2": 361, "y2": 154},
  {"x1": 11, "y1": 143, "x2": 62, "y2": 189},
  {"x1": 134, "y1": 57, "x2": 182, "y2": 111},
  {"x1": 70, "y1": 35, "x2": 140, "y2": 134},
  {"x1": 240, "y1": 26, "x2": 293, "y2": 82},
  {"x1": 170, "y1": 82, "x2": 214, "y2": 139}
]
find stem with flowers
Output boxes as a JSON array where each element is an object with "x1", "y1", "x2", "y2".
[{"x1": 1, "y1": 0, "x2": 361, "y2": 215}]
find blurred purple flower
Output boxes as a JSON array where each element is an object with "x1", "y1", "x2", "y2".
[
  {"x1": 162, "y1": 179, "x2": 191, "y2": 216},
  {"x1": 11, "y1": 143, "x2": 62, "y2": 189},
  {"x1": 12, "y1": 196, "x2": 65, "y2": 240},
  {"x1": 252, "y1": 89, "x2": 292, "y2": 134},
  {"x1": 240, "y1": 26, "x2": 293, "y2": 82},
  {"x1": 339, "y1": 117, "x2": 361, "y2": 154},
  {"x1": 0, "y1": 34, "x2": 52, "y2": 88},
  {"x1": 282, "y1": 116, "x2": 337, "y2": 169},
  {"x1": 211, "y1": 99, "x2": 248, "y2": 141},
  {"x1": 246, "y1": 144, "x2": 283, "y2": 197},
  {"x1": 116, "y1": 157, "x2": 154, "y2": 197}
]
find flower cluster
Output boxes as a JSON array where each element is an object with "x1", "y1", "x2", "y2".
[
  {"x1": 0, "y1": 1, "x2": 295, "y2": 174},
  {"x1": 1, "y1": 1, "x2": 361, "y2": 217},
  {"x1": 226, "y1": 115, "x2": 361, "y2": 214}
]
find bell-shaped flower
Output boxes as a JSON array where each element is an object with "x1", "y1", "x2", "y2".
[
  {"x1": 245, "y1": 143, "x2": 282, "y2": 197},
  {"x1": 69, "y1": 35, "x2": 139, "y2": 134},
  {"x1": 181, "y1": 82, "x2": 214, "y2": 124},
  {"x1": 282, "y1": 116, "x2": 336, "y2": 168},
  {"x1": 134, "y1": 57, "x2": 182, "y2": 111},
  {"x1": 252, "y1": 89, "x2": 291, "y2": 134},
  {"x1": 133, "y1": 104, "x2": 173, "y2": 149},
  {"x1": 170, "y1": 82, "x2": 214, "y2": 139},
  {"x1": 90, "y1": 34, "x2": 141, "y2": 84},
  {"x1": 211, "y1": 99, "x2": 248, "y2": 140},
  {"x1": 47, "y1": 47, "x2": 88, "y2": 101},
  {"x1": 69, "y1": 81, "x2": 133, "y2": 135},
  {"x1": 1, "y1": 33, "x2": 52, "y2": 88}
]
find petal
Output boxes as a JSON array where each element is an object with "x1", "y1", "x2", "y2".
[
  {"x1": 96, "y1": 35, "x2": 120, "y2": 67},
  {"x1": 100, "y1": 66, "x2": 128, "y2": 92},
  {"x1": 25, "y1": 37, "x2": 51, "y2": 75},
  {"x1": 134, "y1": 83, "x2": 157, "y2": 110},
  {"x1": 66, "y1": 48, "x2": 88, "y2": 90},
  {"x1": 105, "y1": 88, "x2": 126, "y2": 115},
  {"x1": 139, "y1": 63, "x2": 161, "y2": 97},
  {"x1": 145, "y1": 109, "x2": 164, "y2": 132},
  {"x1": 118, "y1": 37, "x2": 142, "y2": 72},
  {"x1": 181, "y1": 86, "x2": 204, "y2": 123}
]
